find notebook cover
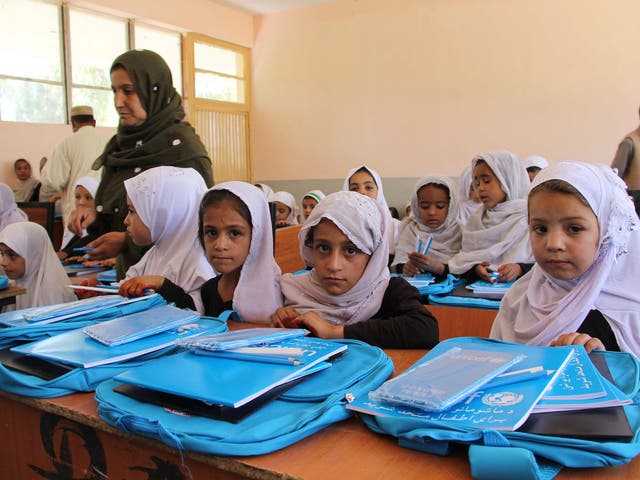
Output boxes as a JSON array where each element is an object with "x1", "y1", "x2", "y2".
[
  {"x1": 0, "y1": 347, "x2": 73, "y2": 380},
  {"x1": 114, "y1": 337, "x2": 347, "y2": 408}
]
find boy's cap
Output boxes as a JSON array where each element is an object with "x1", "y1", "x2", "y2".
[{"x1": 70, "y1": 105, "x2": 93, "y2": 117}]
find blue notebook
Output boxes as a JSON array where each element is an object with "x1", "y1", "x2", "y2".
[
  {"x1": 114, "y1": 336, "x2": 348, "y2": 408},
  {"x1": 178, "y1": 327, "x2": 309, "y2": 351},
  {"x1": 82, "y1": 305, "x2": 199, "y2": 346},
  {"x1": 368, "y1": 347, "x2": 524, "y2": 412},
  {"x1": 11, "y1": 318, "x2": 216, "y2": 369},
  {"x1": 391, "y1": 273, "x2": 436, "y2": 295},
  {"x1": 348, "y1": 340, "x2": 575, "y2": 431},
  {"x1": 96, "y1": 269, "x2": 117, "y2": 284}
]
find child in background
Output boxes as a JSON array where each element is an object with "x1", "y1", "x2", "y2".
[
  {"x1": 0, "y1": 222, "x2": 76, "y2": 310},
  {"x1": 392, "y1": 175, "x2": 462, "y2": 277},
  {"x1": 198, "y1": 181, "x2": 282, "y2": 322},
  {"x1": 271, "y1": 191, "x2": 299, "y2": 227},
  {"x1": 343, "y1": 165, "x2": 397, "y2": 254},
  {"x1": 58, "y1": 177, "x2": 101, "y2": 260},
  {"x1": 12, "y1": 158, "x2": 40, "y2": 202},
  {"x1": 0, "y1": 183, "x2": 27, "y2": 231},
  {"x1": 448, "y1": 151, "x2": 533, "y2": 282},
  {"x1": 491, "y1": 162, "x2": 640, "y2": 355},
  {"x1": 300, "y1": 190, "x2": 325, "y2": 222},
  {"x1": 117, "y1": 167, "x2": 214, "y2": 314},
  {"x1": 457, "y1": 164, "x2": 482, "y2": 224},
  {"x1": 272, "y1": 191, "x2": 438, "y2": 349},
  {"x1": 522, "y1": 155, "x2": 549, "y2": 182},
  {"x1": 254, "y1": 183, "x2": 274, "y2": 201}
]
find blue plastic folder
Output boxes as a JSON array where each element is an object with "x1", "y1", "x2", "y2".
[
  {"x1": 114, "y1": 336, "x2": 348, "y2": 408},
  {"x1": 178, "y1": 327, "x2": 309, "y2": 351}
]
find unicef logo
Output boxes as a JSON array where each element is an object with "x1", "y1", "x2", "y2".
[{"x1": 482, "y1": 391, "x2": 524, "y2": 407}]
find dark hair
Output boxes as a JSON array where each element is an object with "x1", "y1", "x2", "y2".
[
  {"x1": 529, "y1": 179, "x2": 592, "y2": 211},
  {"x1": 526, "y1": 166, "x2": 542, "y2": 173},
  {"x1": 198, "y1": 189, "x2": 252, "y2": 248},
  {"x1": 71, "y1": 114, "x2": 94, "y2": 124},
  {"x1": 389, "y1": 206, "x2": 399, "y2": 219},
  {"x1": 351, "y1": 166, "x2": 377, "y2": 186},
  {"x1": 14, "y1": 158, "x2": 30, "y2": 168},
  {"x1": 417, "y1": 182, "x2": 451, "y2": 202}
]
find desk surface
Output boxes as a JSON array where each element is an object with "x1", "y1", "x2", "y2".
[
  {"x1": 0, "y1": 285, "x2": 26, "y2": 300},
  {"x1": 1, "y1": 322, "x2": 638, "y2": 479}
]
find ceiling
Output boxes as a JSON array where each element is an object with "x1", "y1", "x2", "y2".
[{"x1": 213, "y1": 0, "x2": 333, "y2": 14}]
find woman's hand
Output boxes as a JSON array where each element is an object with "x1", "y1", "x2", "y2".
[
  {"x1": 118, "y1": 275, "x2": 165, "y2": 297},
  {"x1": 550, "y1": 332, "x2": 606, "y2": 353},
  {"x1": 68, "y1": 205, "x2": 96, "y2": 236},
  {"x1": 86, "y1": 232, "x2": 127, "y2": 260}
]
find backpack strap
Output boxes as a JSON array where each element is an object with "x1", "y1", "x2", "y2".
[
  {"x1": 469, "y1": 445, "x2": 563, "y2": 480},
  {"x1": 217, "y1": 310, "x2": 243, "y2": 322}
]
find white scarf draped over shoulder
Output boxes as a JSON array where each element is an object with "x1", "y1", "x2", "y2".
[
  {"x1": 491, "y1": 161, "x2": 640, "y2": 356},
  {"x1": 392, "y1": 174, "x2": 462, "y2": 267},
  {"x1": 343, "y1": 165, "x2": 396, "y2": 254},
  {"x1": 211, "y1": 181, "x2": 283, "y2": 323},
  {"x1": 0, "y1": 222, "x2": 76, "y2": 309},
  {"x1": 280, "y1": 190, "x2": 390, "y2": 325},
  {"x1": 457, "y1": 164, "x2": 482, "y2": 224},
  {"x1": 124, "y1": 166, "x2": 214, "y2": 314},
  {"x1": 0, "y1": 183, "x2": 28, "y2": 231},
  {"x1": 449, "y1": 151, "x2": 533, "y2": 274}
]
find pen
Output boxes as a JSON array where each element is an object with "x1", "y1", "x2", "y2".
[
  {"x1": 67, "y1": 284, "x2": 119, "y2": 294},
  {"x1": 487, "y1": 366, "x2": 549, "y2": 388},
  {"x1": 422, "y1": 236, "x2": 433, "y2": 255},
  {"x1": 194, "y1": 349, "x2": 303, "y2": 366},
  {"x1": 228, "y1": 346, "x2": 304, "y2": 357},
  {"x1": 73, "y1": 247, "x2": 94, "y2": 252}
]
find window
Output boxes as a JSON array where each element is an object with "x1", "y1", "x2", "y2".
[
  {"x1": 0, "y1": 0, "x2": 65, "y2": 123},
  {"x1": 193, "y1": 40, "x2": 248, "y2": 105},
  {"x1": 69, "y1": 7, "x2": 127, "y2": 127},
  {"x1": 134, "y1": 23, "x2": 183, "y2": 95}
]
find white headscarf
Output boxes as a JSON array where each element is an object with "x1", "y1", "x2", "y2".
[
  {"x1": 0, "y1": 183, "x2": 28, "y2": 231},
  {"x1": 60, "y1": 176, "x2": 101, "y2": 248},
  {"x1": 209, "y1": 181, "x2": 283, "y2": 323},
  {"x1": 300, "y1": 190, "x2": 325, "y2": 221},
  {"x1": 280, "y1": 191, "x2": 390, "y2": 325},
  {"x1": 254, "y1": 183, "x2": 274, "y2": 201},
  {"x1": 448, "y1": 151, "x2": 533, "y2": 274},
  {"x1": 271, "y1": 191, "x2": 299, "y2": 225},
  {"x1": 392, "y1": 175, "x2": 462, "y2": 268},
  {"x1": 457, "y1": 164, "x2": 482, "y2": 224},
  {"x1": 124, "y1": 166, "x2": 214, "y2": 314},
  {"x1": 343, "y1": 165, "x2": 395, "y2": 254},
  {"x1": 523, "y1": 155, "x2": 549, "y2": 170},
  {"x1": 0, "y1": 222, "x2": 76, "y2": 309},
  {"x1": 491, "y1": 161, "x2": 640, "y2": 356}
]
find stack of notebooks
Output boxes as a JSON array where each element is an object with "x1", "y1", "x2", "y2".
[
  {"x1": 347, "y1": 340, "x2": 633, "y2": 439},
  {"x1": 0, "y1": 304, "x2": 208, "y2": 377},
  {"x1": 394, "y1": 273, "x2": 436, "y2": 295},
  {"x1": 465, "y1": 279, "x2": 515, "y2": 299},
  {"x1": 110, "y1": 328, "x2": 349, "y2": 422}
]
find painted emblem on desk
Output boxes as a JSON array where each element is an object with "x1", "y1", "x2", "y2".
[{"x1": 482, "y1": 391, "x2": 524, "y2": 407}]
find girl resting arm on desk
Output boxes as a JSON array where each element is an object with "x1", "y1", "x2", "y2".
[
  {"x1": 491, "y1": 161, "x2": 640, "y2": 356},
  {"x1": 272, "y1": 191, "x2": 438, "y2": 349}
]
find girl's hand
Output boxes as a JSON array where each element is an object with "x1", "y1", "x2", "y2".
[
  {"x1": 75, "y1": 278, "x2": 104, "y2": 299},
  {"x1": 271, "y1": 306, "x2": 300, "y2": 327},
  {"x1": 118, "y1": 275, "x2": 165, "y2": 297},
  {"x1": 550, "y1": 332, "x2": 606, "y2": 353},
  {"x1": 295, "y1": 311, "x2": 344, "y2": 339},
  {"x1": 497, "y1": 263, "x2": 523, "y2": 282},
  {"x1": 475, "y1": 262, "x2": 493, "y2": 282},
  {"x1": 402, "y1": 254, "x2": 422, "y2": 277}
]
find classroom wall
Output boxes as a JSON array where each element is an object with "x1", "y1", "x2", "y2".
[
  {"x1": 0, "y1": 0, "x2": 254, "y2": 185},
  {"x1": 251, "y1": 0, "x2": 640, "y2": 197}
]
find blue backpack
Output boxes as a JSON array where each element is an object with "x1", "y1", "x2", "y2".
[
  {"x1": 95, "y1": 338, "x2": 394, "y2": 456},
  {"x1": 357, "y1": 337, "x2": 640, "y2": 480}
]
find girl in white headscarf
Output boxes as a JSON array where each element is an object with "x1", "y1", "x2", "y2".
[
  {"x1": 0, "y1": 183, "x2": 28, "y2": 231},
  {"x1": 300, "y1": 190, "x2": 325, "y2": 222},
  {"x1": 59, "y1": 176, "x2": 100, "y2": 258},
  {"x1": 343, "y1": 165, "x2": 397, "y2": 255},
  {"x1": 522, "y1": 155, "x2": 549, "y2": 182},
  {"x1": 391, "y1": 175, "x2": 462, "y2": 277},
  {"x1": 254, "y1": 183, "x2": 274, "y2": 201},
  {"x1": 198, "y1": 181, "x2": 282, "y2": 323},
  {"x1": 448, "y1": 151, "x2": 533, "y2": 282},
  {"x1": 272, "y1": 191, "x2": 438, "y2": 348},
  {"x1": 457, "y1": 164, "x2": 482, "y2": 224},
  {"x1": 271, "y1": 191, "x2": 299, "y2": 227},
  {"x1": 491, "y1": 161, "x2": 640, "y2": 356},
  {"x1": 12, "y1": 159, "x2": 41, "y2": 203},
  {"x1": 117, "y1": 166, "x2": 215, "y2": 314},
  {"x1": 0, "y1": 222, "x2": 76, "y2": 310}
]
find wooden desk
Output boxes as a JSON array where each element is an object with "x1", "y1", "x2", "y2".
[
  {"x1": 427, "y1": 304, "x2": 497, "y2": 340},
  {"x1": 0, "y1": 286, "x2": 26, "y2": 308},
  {"x1": 274, "y1": 224, "x2": 306, "y2": 273},
  {"x1": 1, "y1": 341, "x2": 637, "y2": 479}
]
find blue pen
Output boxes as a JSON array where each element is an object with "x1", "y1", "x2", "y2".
[
  {"x1": 73, "y1": 247, "x2": 94, "y2": 252},
  {"x1": 422, "y1": 236, "x2": 433, "y2": 255},
  {"x1": 487, "y1": 366, "x2": 548, "y2": 388},
  {"x1": 194, "y1": 349, "x2": 303, "y2": 366}
]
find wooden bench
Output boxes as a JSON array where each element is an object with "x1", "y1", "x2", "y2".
[
  {"x1": 274, "y1": 224, "x2": 306, "y2": 273},
  {"x1": 17, "y1": 201, "x2": 60, "y2": 249}
]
